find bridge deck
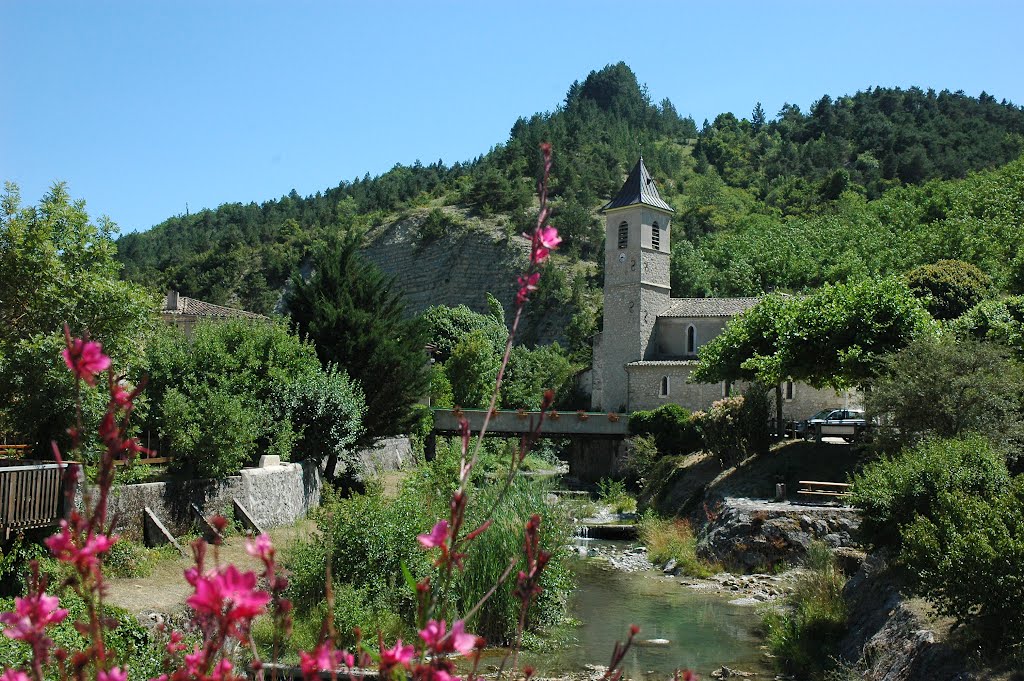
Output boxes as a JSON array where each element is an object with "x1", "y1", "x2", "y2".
[{"x1": 432, "y1": 409, "x2": 629, "y2": 438}]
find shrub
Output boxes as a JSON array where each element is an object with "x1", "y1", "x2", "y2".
[
  {"x1": 905, "y1": 259, "x2": 991, "y2": 321},
  {"x1": 696, "y1": 386, "x2": 770, "y2": 467},
  {"x1": 596, "y1": 478, "x2": 636, "y2": 514},
  {"x1": 638, "y1": 514, "x2": 716, "y2": 577},
  {"x1": 628, "y1": 403, "x2": 702, "y2": 455},
  {"x1": 849, "y1": 435, "x2": 1010, "y2": 550},
  {"x1": 161, "y1": 386, "x2": 259, "y2": 479},
  {"x1": 900, "y1": 477, "x2": 1024, "y2": 650},
  {"x1": 417, "y1": 208, "x2": 463, "y2": 243},
  {"x1": 620, "y1": 434, "x2": 658, "y2": 490},
  {"x1": 284, "y1": 456, "x2": 574, "y2": 649},
  {"x1": 761, "y1": 542, "x2": 847, "y2": 678},
  {"x1": 276, "y1": 365, "x2": 366, "y2": 482},
  {"x1": 865, "y1": 334, "x2": 1024, "y2": 455}
]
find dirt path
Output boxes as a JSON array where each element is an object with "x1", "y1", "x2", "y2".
[{"x1": 105, "y1": 521, "x2": 318, "y2": 617}]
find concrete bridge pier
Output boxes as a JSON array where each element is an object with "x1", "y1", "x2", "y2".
[{"x1": 568, "y1": 438, "x2": 628, "y2": 484}]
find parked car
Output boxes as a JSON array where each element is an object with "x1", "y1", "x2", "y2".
[{"x1": 796, "y1": 408, "x2": 868, "y2": 441}]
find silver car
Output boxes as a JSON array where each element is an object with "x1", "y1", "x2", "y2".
[{"x1": 797, "y1": 408, "x2": 867, "y2": 441}]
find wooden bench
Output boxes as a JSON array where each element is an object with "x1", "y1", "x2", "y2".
[
  {"x1": 0, "y1": 444, "x2": 31, "y2": 460},
  {"x1": 113, "y1": 456, "x2": 174, "y2": 467},
  {"x1": 797, "y1": 480, "x2": 851, "y2": 499}
]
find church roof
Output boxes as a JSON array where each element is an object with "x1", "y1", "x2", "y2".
[
  {"x1": 659, "y1": 297, "x2": 761, "y2": 318},
  {"x1": 602, "y1": 157, "x2": 674, "y2": 213}
]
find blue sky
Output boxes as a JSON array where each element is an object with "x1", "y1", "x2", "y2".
[{"x1": 2, "y1": 1, "x2": 1022, "y2": 234}]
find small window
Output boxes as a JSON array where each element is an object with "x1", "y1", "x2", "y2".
[
  {"x1": 651, "y1": 221, "x2": 660, "y2": 250},
  {"x1": 785, "y1": 380, "x2": 794, "y2": 400},
  {"x1": 618, "y1": 221, "x2": 628, "y2": 249},
  {"x1": 686, "y1": 325, "x2": 696, "y2": 354},
  {"x1": 660, "y1": 376, "x2": 670, "y2": 397},
  {"x1": 722, "y1": 381, "x2": 730, "y2": 397}
]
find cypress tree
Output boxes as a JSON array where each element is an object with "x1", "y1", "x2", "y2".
[{"x1": 287, "y1": 235, "x2": 429, "y2": 444}]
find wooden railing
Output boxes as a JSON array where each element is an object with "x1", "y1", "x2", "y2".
[{"x1": 0, "y1": 461, "x2": 76, "y2": 539}]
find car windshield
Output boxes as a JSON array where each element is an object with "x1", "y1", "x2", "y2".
[{"x1": 809, "y1": 409, "x2": 832, "y2": 420}]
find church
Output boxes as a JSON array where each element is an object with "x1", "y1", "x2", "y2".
[{"x1": 589, "y1": 158, "x2": 853, "y2": 418}]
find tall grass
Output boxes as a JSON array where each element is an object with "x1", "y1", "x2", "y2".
[
  {"x1": 637, "y1": 514, "x2": 718, "y2": 578},
  {"x1": 278, "y1": 448, "x2": 574, "y2": 655},
  {"x1": 761, "y1": 542, "x2": 848, "y2": 678}
]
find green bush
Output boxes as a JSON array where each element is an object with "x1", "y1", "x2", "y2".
[
  {"x1": 900, "y1": 477, "x2": 1024, "y2": 650},
  {"x1": 0, "y1": 593, "x2": 163, "y2": 680},
  {"x1": 620, "y1": 434, "x2": 658, "y2": 490},
  {"x1": 905, "y1": 259, "x2": 991, "y2": 321},
  {"x1": 284, "y1": 453, "x2": 573, "y2": 650},
  {"x1": 596, "y1": 478, "x2": 636, "y2": 514},
  {"x1": 161, "y1": 386, "x2": 259, "y2": 479},
  {"x1": 276, "y1": 365, "x2": 366, "y2": 482},
  {"x1": 696, "y1": 386, "x2": 770, "y2": 467},
  {"x1": 761, "y1": 542, "x2": 847, "y2": 678},
  {"x1": 638, "y1": 513, "x2": 717, "y2": 577},
  {"x1": 850, "y1": 435, "x2": 1010, "y2": 549},
  {"x1": 417, "y1": 208, "x2": 463, "y2": 243},
  {"x1": 629, "y1": 403, "x2": 702, "y2": 455}
]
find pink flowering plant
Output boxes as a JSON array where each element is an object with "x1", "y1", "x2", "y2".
[{"x1": 1, "y1": 143, "x2": 659, "y2": 681}]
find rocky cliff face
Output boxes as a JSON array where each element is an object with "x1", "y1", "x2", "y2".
[
  {"x1": 361, "y1": 211, "x2": 575, "y2": 345},
  {"x1": 839, "y1": 554, "x2": 973, "y2": 681}
]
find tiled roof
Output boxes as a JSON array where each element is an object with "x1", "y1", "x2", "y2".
[
  {"x1": 658, "y1": 297, "x2": 761, "y2": 318},
  {"x1": 626, "y1": 360, "x2": 699, "y2": 367},
  {"x1": 162, "y1": 294, "x2": 265, "y2": 319},
  {"x1": 602, "y1": 157, "x2": 674, "y2": 213}
]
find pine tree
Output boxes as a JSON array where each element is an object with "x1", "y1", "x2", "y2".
[{"x1": 287, "y1": 235, "x2": 429, "y2": 444}]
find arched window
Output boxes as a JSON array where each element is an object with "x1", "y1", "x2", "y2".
[
  {"x1": 785, "y1": 380, "x2": 794, "y2": 400},
  {"x1": 686, "y1": 325, "x2": 696, "y2": 354},
  {"x1": 660, "y1": 375, "x2": 670, "y2": 397},
  {"x1": 617, "y1": 221, "x2": 628, "y2": 249},
  {"x1": 651, "y1": 221, "x2": 661, "y2": 251}
]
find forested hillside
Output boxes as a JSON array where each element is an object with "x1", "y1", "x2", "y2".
[{"x1": 116, "y1": 63, "x2": 1024, "y2": 328}]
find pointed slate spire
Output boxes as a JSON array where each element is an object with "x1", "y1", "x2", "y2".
[{"x1": 602, "y1": 157, "x2": 674, "y2": 212}]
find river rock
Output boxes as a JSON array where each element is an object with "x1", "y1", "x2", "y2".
[{"x1": 696, "y1": 497, "x2": 861, "y2": 572}]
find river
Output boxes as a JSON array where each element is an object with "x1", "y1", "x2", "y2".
[{"x1": 522, "y1": 540, "x2": 775, "y2": 679}]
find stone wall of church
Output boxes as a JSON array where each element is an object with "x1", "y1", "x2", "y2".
[
  {"x1": 778, "y1": 383, "x2": 861, "y2": 421},
  {"x1": 625, "y1": 364, "x2": 727, "y2": 413},
  {"x1": 655, "y1": 317, "x2": 730, "y2": 358}
]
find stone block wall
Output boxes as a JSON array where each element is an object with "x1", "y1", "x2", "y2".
[{"x1": 102, "y1": 461, "x2": 322, "y2": 542}]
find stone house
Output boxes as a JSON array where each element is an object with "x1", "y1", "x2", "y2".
[
  {"x1": 590, "y1": 158, "x2": 854, "y2": 418},
  {"x1": 159, "y1": 290, "x2": 266, "y2": 336}
]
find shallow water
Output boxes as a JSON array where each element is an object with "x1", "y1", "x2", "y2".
[{"x1": 521, "y1": 542, "x2": 774, "y2": 679}]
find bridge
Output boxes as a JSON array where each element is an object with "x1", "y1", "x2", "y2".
[{"x1": 429, "y1": 409, "x2": 630, "y2": 482}]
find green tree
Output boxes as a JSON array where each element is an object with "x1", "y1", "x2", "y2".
[
  {"x1": 0, "y1": 182, "x2": 156, "y2": 453},
  {"x1": 500, "y1": 343, "x2": 575, "y2": 410},
  {"x1": 445, "y1": 330, "x2": 501, "y2": 409},
  {"x1": 865, "y1": 335, "x2": 1024, "y2": 456},
  {"x1": 782, "y1": 278, "x2": 933, "y2": 389},
  {"x1": 905, "y1": 259, "x2": 992, "y2": 321},
  {"x1": 288, "y1": 235, "x2": 429, "y2": 442}
]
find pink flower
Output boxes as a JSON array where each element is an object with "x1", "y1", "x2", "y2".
[
  {"x1": 419, "y1": 619, "x2": 478, "y2": 656},
  {"x1": 210, "y1": 659, "x2": 234, "y2": 681},
  {"x1": 45, "y1": 522, "x2": 118, "y2": 572},
  {"x1": 0, "y1": 592, "x2": 69, "y2": 642},
  {"x1": 417, "y1": 520, "x2": 448, "y2": 549},
  {"x1": 379, "y1": 639, "x2": 414, "y2": 673},
  {"x1": 516, "y1": 273, "x2": 541, "y2": 305},
  {"x1": 111, "y1": 384, "x2": 133, "y2": 408},
  {"x1": 62, "y1": 337, "x2": 111, "y2": 386},
  {"x1": 186, "y1": 564, "x2": 270, "y2": 622},
  {"x1": 529, "y1": 225, "x2": 562, "y2": 264},
  {"x1": 299, "y1": 641, "x2": 350, "y2": 677},
  {"x1": 98, "y1": 667, "x2": 127, "y2": 681},
  {"x1": 1, "y1": 671, "x2": 30, "y2": 681},
  {"x1": 245, "y1": 533, "x2": 274, "y2": 562},
  {"x1": 449, "y1": 620, "x2": 478, "y2": 656}
]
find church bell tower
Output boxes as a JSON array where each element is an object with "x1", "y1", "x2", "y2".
[{"x1": 592, "y1": 157, "x2": 673, "y2": 412}]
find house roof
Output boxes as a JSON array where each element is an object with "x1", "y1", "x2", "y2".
[
  {"x1": 626, "y1": 360, "x2": 699, "y2": 367},
  {"x1": 602, "y1": 157, "x2": 674, "y2": 213},
  {"x1": 658, "y1": 297, "x2": 761, "y2": 318},
  {"x1": 161, "y1": 292, "x2": 265, "y2": 319}
]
